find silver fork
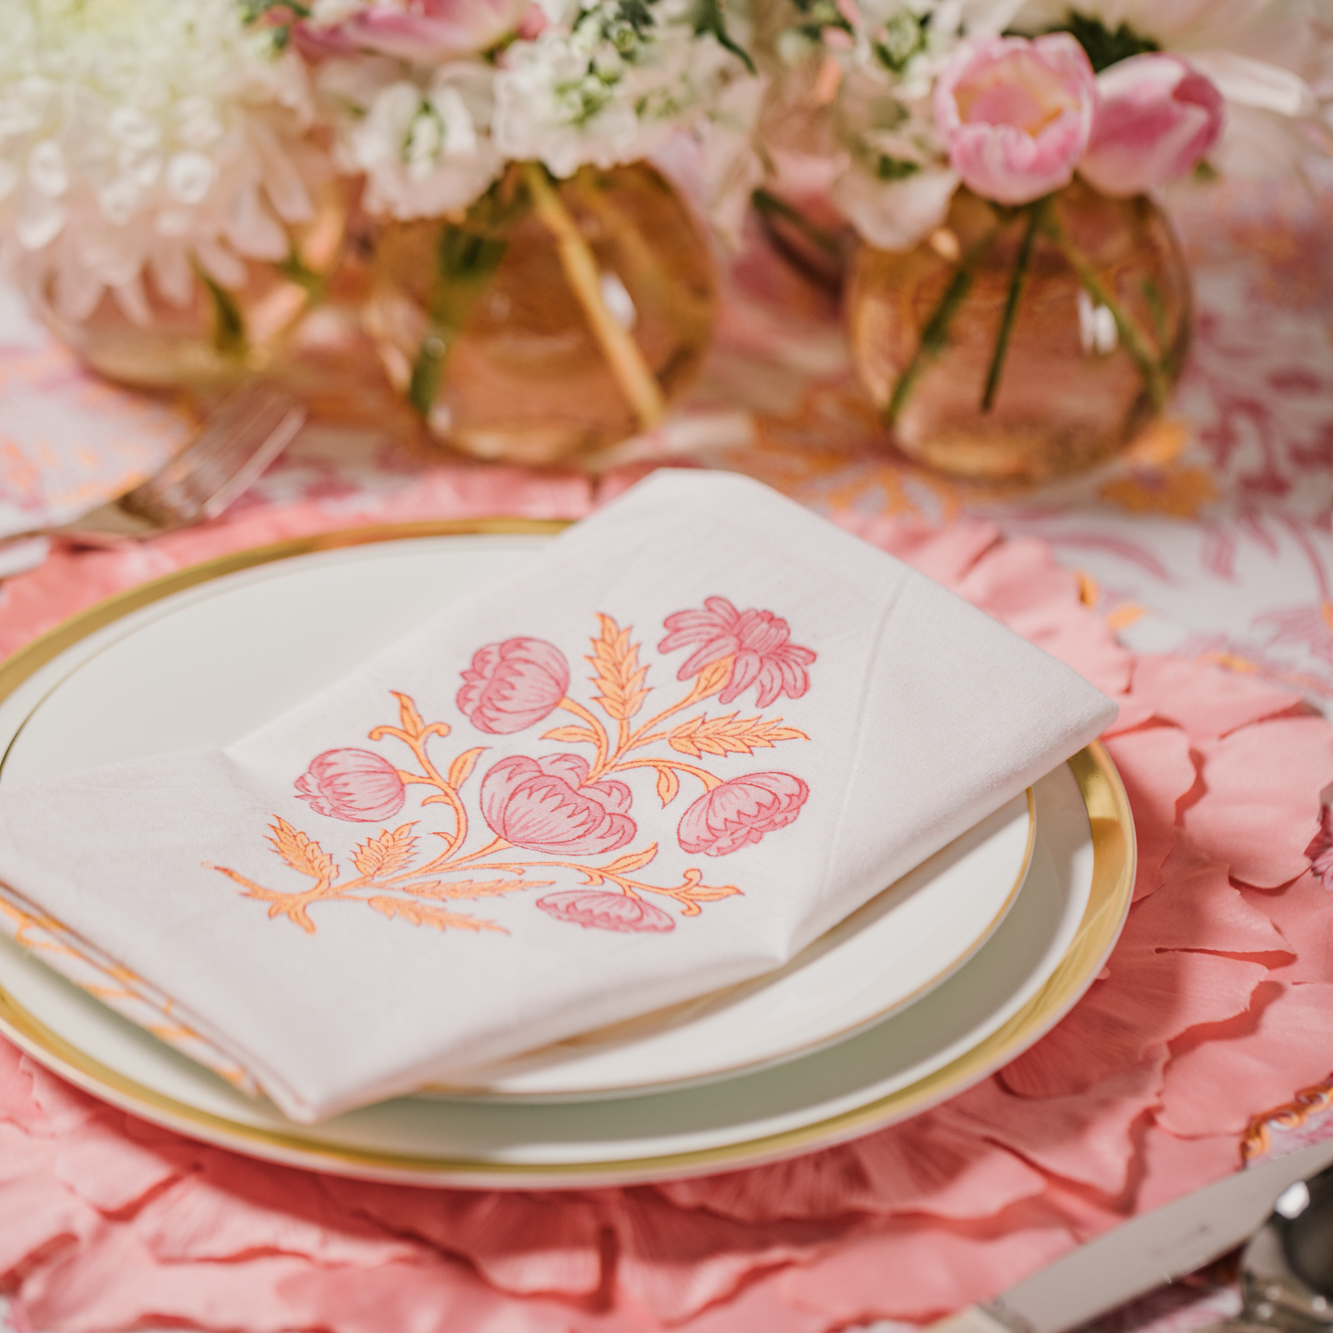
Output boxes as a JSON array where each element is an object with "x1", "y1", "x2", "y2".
[{"x1": 1, "y1": 380, "x2": 306, "y2": 552}]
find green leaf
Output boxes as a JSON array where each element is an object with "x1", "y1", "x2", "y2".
[{"x1": 1045, "y1": 15, "x2": 1158, "y2": 73}]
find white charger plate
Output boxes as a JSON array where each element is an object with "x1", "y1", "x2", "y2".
[{"x1": 0, "y1": 522, "x2": 1135, "y2": 1186}]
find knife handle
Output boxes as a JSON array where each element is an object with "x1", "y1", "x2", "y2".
[{"x1": 928, "y1": 1306, "x2": 1026, "y2": 1333}]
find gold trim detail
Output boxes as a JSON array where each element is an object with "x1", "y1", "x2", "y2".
[
  {"x1": 0, "y1": 523, "x2": 1136, "y2": 1182},
  {"x1": 432, "y1": 785, "x2": 1037, "y2": 1099}
]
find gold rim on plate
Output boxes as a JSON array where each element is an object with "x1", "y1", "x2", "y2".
[{"x1": 0, "y1": 521, "x2": 1136, "y2": 1181}]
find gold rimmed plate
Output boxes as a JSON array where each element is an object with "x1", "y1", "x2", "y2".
[{"x1": 0, "y1": 524, "x2": 1134, "y2": 1186}]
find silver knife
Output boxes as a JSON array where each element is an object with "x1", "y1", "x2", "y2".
[{"x1": 928, "y1": 1136, "x2": 1333, "y2": 1333}]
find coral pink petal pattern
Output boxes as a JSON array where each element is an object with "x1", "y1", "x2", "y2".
[
  {"x1": 294, "y1": 747, "x2": 406, "y2": 822},
  {"x1": 659, "y1": 596, "x2": 816, "y2": 707},
  {"x1": 1185, "y1": 717, "x2": 1333, "y2": 887},
  {"x1": 2, "y1": 503, "x2": 1333, "y2": 1332},
  {"x1": 1157, "y1": 981, "x2": 1333, "y2": 1137},
  {"x1": 457, "y1": 636, "x2": 571, "y2": 735},
  {"x1": 677, "y1": 770, "x2": 809, "y2": 855},
  {"x1": 1102, "y1": 726, "x2": 1197, "y2": 902},
  {"x1": 480, "y1": 753, "x2": 635, "y2": 855},
  {"x1": 537, "y1": 889, "x2": 676, "y2": 932}
]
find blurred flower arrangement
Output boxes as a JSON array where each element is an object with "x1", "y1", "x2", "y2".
[
  {"x1": 1, "y1": 0, "x2": 1330, "y2": 474},
  {"x1": 261, "y1": 0, "x2": 762, "y2": 461},
  {"x1": 0, "y1": 0, "x2": 344, "y2": 386},
  {"x1": 0, "y1": 0, "x2": 759, "y2": 455},
  {"x1": 755, "y1": 0, "x2": 1333, "y2": 478}
]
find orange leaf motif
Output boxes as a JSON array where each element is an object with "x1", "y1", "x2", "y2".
[
  {"x1": 447, "y1": 747, "x2": 486, "y2": 790},
  {"x1": 541, "y1": 725, "x2": 601, "y2": 745},
  {"x1": 404, "y1": 878, "x2": 552, "y2": 899},
  {"x1": 695, "y1": 657, "x2": 734, "y2": 698},
  {"x1": 266, "y1": 819, "x2": 336, "y2": 883},
  {"x1": 668, "y1": 713, "x2": 809, "y2": 758},
  {"x1": 655, "y1": 765, "x2": 680, "y2": 808},
  {"x1": 587, "y1": 613, "x2": 650, "y2": 722},
  {"x1": 392, "y1": 691, "x2": 427, "y2": 738},
  {"x1": 602, "y1": 844, "x2": 658, "y2": 877},
  {"x1": 351, "y1": 823, "x2": 419, "y2": 878},
  {"x1": 366, "y1": 897, "x2": 503, "y2": 932}
]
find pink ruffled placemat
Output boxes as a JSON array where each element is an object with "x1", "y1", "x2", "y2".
[{"x1": 0, "y1": 481, "x2": 1331, "y2": 1332}]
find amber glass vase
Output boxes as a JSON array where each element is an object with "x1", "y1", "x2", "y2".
[
  {"x1": 847, "y1": 180, "x2": 1191, "y2": 483},
  {"x1": 36, "y1": 183, "x2": 347, "y2": 392},
  {"x1": 365, "y1": 161, "x2": 717, "y2": 467}
]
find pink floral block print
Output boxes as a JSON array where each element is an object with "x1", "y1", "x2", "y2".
[
  {"x1": 457, "y1": 637, "x2": 570, "y2": 734},
  {"x1": 481, "y1": 754, "x2": 636, "y2": 856},
  {"x1": 537, "y1": 889, "x2": 676, "y2": 932},
  {"x1": 659, "y1": 597, "x2": 816, "y2": 707},
  {"x1": 221, "y1": 601, "x2": 812, "y2": 936},
  {"x1": 294, "y1": 749, "x2": 406, "y2": 822},
  {"x1": 678, "y1": 772, "x2": 810, "y2": 856}
]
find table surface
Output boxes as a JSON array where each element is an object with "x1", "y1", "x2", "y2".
[{"x1": 1, "y1": 173, "x2": 1332, "y2": 1333}]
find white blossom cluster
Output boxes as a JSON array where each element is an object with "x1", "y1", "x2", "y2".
[
  {"x1": 0, "y1": 0, "x2": 321, "y2": 324},
  {"x1": 312, "y1": 0, "x2": 761, "y2": 221}
]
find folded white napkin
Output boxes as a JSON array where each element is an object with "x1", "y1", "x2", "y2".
[{"x1": 0, "y1": 471, "x2": 1115, "y2": 1121}]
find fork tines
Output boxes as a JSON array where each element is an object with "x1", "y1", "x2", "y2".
[{"x1": 121, "y1": 381, "x2": 306, "y2": 529}]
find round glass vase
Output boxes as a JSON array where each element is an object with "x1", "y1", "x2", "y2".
[
  {"x1": 34, "y1": 183, "x2": 347, "y2": 392},
  {"x1": 847, "y1": 179, "x2": 1191, "y2": 483},
  {"x1": 365, "y1": 161, "x2": 717, "y2": 467}
]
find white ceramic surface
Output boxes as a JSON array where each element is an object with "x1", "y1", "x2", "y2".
[
  {"x1": 0, "y1": 532, "x2": 1117, "y2": 1186},
  {"x1": 0, "y1": 534, "x2": 1031, "y2": 1099}
]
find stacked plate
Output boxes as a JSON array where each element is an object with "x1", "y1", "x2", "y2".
[{"x1": 0, "y1": 523, "x2": 1135, "y2": 1188}]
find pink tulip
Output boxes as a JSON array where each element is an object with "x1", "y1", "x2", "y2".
[
  {"x1": 934, "y1": 34, "x2": 1098, "y2": 206},
  {"x1": 457, "y1": 637, "x2": 570, "y2": 735},
  {"x1": 677, "y1": 771, "x2": 808, "y2": 857},
  {"x1": 295, "y1": 748, "x2": 406, "y2": 822},
  {"x1": 481, "y1": 753, "x2": 636, "y2": 856},
  {"x1": 303, "y1": 0, "x2": 530, "y2": 61},
  {"x1": 536, "y1": 889, "x2": 675, "y2": 932},
  {"x1": 1079, "y1": 54, "x2": 1224, "y2": 197},
  {"x1": 658, "y1": 597, "x2": 816, "y2": 708}
]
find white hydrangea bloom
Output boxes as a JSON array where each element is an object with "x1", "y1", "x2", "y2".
[
  {"x1": 318, "y1": 57, "x2": 502, "y2": 217},
  {"x1": 0, "y1": 0, "x2": 320, "y2": 324},
  {"x1": 493, "y1": 0, "x2": 755, "y2": 177}
]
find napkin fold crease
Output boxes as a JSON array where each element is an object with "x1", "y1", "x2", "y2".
[{"x1": 0, "y1": 472, "x2": 1115, "y2": 1121}]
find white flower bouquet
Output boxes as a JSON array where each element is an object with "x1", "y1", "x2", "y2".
[{"x1": 0, "y1": 0, "x2": 341, "y2": 384}]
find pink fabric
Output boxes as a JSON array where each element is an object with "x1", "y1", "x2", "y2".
[{"x1": 1, "y1": 497, "x2": 1332, "y2": 1331}]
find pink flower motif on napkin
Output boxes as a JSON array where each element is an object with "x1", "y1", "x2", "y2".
[
  {"x1": 482, "y1": 754, "x2": 635, "y2": 856},
  {"x1": 536, "y1": 889, "x2": 676, "y2": 932},
  {"x1": 659, "y1": 598, "x2": 815, "y2": 708},
  {"x1": 458, "y1": 637, "x2": 570, "y2": 734},
  {"x1": 677, "y1": 772, "x2": 809, "y2": 856},
  {"x1": 294, "y1": 749, "x2": 406, "y2": 822}
]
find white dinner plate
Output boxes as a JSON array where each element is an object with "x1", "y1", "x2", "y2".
[
  {"x1": 0, "y1": 526, "x2": 1032, "y2": 1100},
  {"x1": 0, "y1": 523, "x2": 1135, "y2": 1186}
]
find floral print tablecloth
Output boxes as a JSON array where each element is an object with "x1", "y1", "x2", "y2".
[{"x1": 1, "y1": 172, "x2": 1333, "y2": 1333}]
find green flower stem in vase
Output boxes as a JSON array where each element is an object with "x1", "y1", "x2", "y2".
[
  {"x1": 367, "y1": 161, "x2": 716, "y2": 468},
  {"x1": 849, "y1": 179, "x2": 1191, "y2": 483}
]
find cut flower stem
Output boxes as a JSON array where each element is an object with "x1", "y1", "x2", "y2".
[
  {"x1": 885, "y1": 225, "x2": 999, "y2": 426},
  {"x1": 885, "y1": 190, "x2": 1172, "y2": 434},
  {"x1": 981, "y1": 198, "x2": 1045, "y2": 412},
  {"x1": 522, "y1": 162, "x2": 667, "y2": 432}
]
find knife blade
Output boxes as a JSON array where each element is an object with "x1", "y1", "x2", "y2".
[{"x1": 928, "y1": 1136, "x2": 1333, "y2": 1333}]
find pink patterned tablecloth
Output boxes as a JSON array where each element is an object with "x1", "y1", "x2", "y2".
[{"x1": 1, "y1": 175, "x2": 1333, "y2": 1333}]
